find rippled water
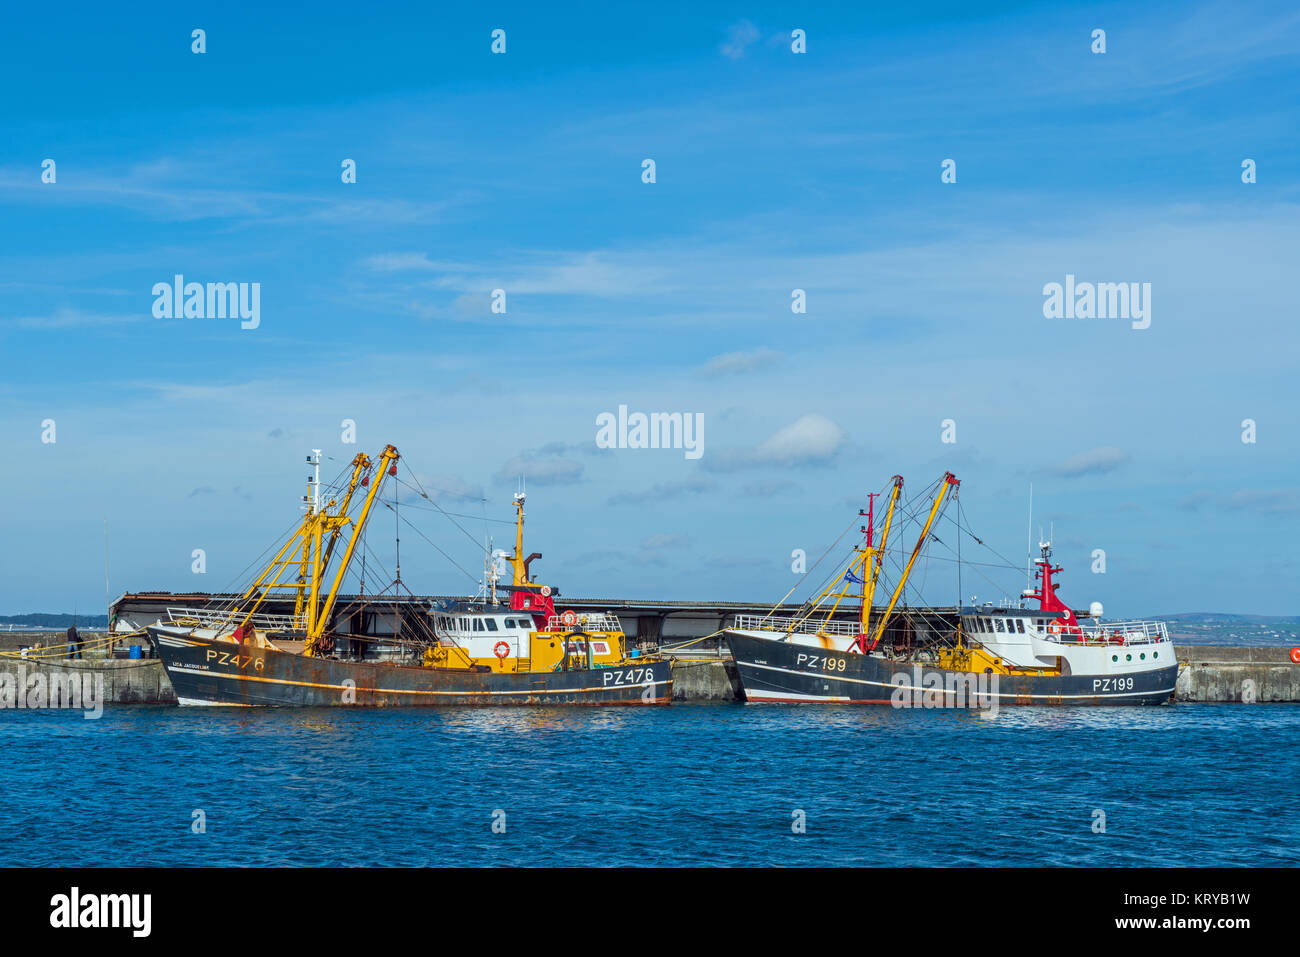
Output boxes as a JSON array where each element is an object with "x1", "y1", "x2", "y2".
[{"x1": 1, "y1": 703, "x2": 1295, "y2": 867}]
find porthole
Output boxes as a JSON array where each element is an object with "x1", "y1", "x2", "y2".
[
  {"x1": 1126, "y1": 654, "x2": 1132, "y2": 661},
  {"x1": 1153, "y1": 651, "x2": 1158, "y2": 659},
  {"x1": 1140, "y1": 653, "x2": 1146, "y2": 660},
  {"x1": 1111, "y1": 655, "x2": 1118, "y2": 662}
]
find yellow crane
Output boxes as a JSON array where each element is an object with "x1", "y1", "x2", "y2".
[
  {"x1": 868, "y1": 472, "x2": 959, "y2": 647},
  {"x1": 805, "y1": 473, "x2": 957, "y2": 649},
  {"x1": 225, "y1": 444, "x2": 400, "y2": 656}
]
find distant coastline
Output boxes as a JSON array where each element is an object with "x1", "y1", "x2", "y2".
[{"x1": 0, "y1": 613, "x2": 109, "y2": 629}]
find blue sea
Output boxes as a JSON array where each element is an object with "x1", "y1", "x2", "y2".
[{"x1": 1, "y1": 703, "x2": 1296, "y2": 867}]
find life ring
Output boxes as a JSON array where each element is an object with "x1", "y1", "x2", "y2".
[
  {"x1": 1049, "y1": 621, "x2": 1062, "y2": 636},
  {"x1": 541, "y1": 585, "x2": 552, "y2": 597},
  {"x1": 1291, "y1": 647, "x2": 1300, "y2": 664},
  {"x1": 493, "y1": 641, "x2": 510, "y2": 660},
  {"x1": 561, "y1": 610, "x2": 577, "y2": 627}
]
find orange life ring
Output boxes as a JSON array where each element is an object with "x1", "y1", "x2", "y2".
[
  {"x1": 561, "y1": 610, "x2": 577, "y2": 627},
  {"x1": 1049, "y1": 621, "x2": 1062, "y2": 636},
  {"x1": 493, "y1": 641, "x2": 510, "y2": 660}
]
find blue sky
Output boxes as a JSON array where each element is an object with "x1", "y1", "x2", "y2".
[{"x1": 2, "y1": 1, "x2": 1297, "y2": 616}]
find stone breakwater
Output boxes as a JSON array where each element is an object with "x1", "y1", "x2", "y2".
[{"x1": 0, "y1": 635, "x2": 1294, "y2": 706}]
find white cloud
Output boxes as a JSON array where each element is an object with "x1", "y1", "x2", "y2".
[{"x1": 707, "y1": 414, "x2": 846, "y2": 471}]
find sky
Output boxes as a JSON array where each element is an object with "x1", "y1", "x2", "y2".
[{"x1": 1, "y1": 1, "x2": 1297, "y2": 617}]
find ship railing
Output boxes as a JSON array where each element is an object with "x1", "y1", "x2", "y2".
[
  {"x1": 543, "y1": 613, "x2": 624, "y2": 634},
  {"x1": 732, "y1": 614, "x2": 861, "y2": 636},
  {"x1": 1042, "y1": 620, "x2": 1169, "y2": 646},
  {"x1": 165, "y1": 607, "x2": 304, "y2": 632}
]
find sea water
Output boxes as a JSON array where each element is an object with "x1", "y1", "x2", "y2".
[{"x1": 0, "y1": 703, "x2": 1295, "y2": 866}]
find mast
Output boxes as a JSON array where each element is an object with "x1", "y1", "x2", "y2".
[
  {"x1": 510, "y1": 491, "x2": 526, "y2": 586},
  {"x1": 306, "y1": 444, "x2": 400, "y2": 655},
  {"x1": 1027, "y1": 540, "x2": 1081, "y2": 631},
  {"x1": 861, "y1": 475, "x2": 903, "y2": 638},
  {"x1": 869, "y1": 473, "x2": 958, "y2": 646},
  {"x1": 230, "y1": 447, "x2": 394, "y2": 647},
  {"x1": 858, "y1": 492, "x2": 877, "y2": 633}
]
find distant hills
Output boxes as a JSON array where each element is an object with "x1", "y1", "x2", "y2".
[
  {"x1": 0, "y1": 613, "x2": 110, "y2": 628},
  {"x1": 1161, "y1": 613, "x2": 1300, "y2": 624}
]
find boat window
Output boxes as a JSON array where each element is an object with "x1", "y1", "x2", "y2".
[
  {"x1": 1015, "y1": 619, "x2": 1025, "y2": 633},
  {"x1": 485, "y1": 619, "x2": 499, "y2": 632},
  {"x1": 502, "y1": 618, "x2": 515, "y2": 628},
  {"x1": 994, "y1": 619, "x2": 1006, "y2": 633},
  {"x1": 473, "y1": 619, "x2": 484, "y2": 632},
  {"x1": 460, "y1": 618, "x2": 469, "y2": 631}
]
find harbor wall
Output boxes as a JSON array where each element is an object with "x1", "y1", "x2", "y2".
[
  {"x1": 668, "y1": 658, "x2": 742, "y2": 701},
  {"x1": 0, "y1": 657, "x2": 177, "y2": 705},
  {"x1": 1, "y1": 634, "x2": 1295, "y2": 705},
  {"x1": 1174, "y1": 645, "x2": 1300, "y2": 703}
]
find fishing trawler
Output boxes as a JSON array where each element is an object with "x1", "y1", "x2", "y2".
[
  {"x1": 725, "y1": 473, "x2": 1178, "y2": 706},
  {"x1": 146, "y1": 445, "x2": 671, "y2": 706}
]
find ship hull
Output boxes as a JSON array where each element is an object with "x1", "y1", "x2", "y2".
[
  {"x1": 147, "y1": 627, "x2": 672, "y2": 706},
  {"x1": 726, "y1": 630, "x2": 1177, "y2": 706}
]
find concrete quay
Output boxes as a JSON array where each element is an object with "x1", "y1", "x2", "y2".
[{"x1": 0, "y1": 633, "x2": 1294, "y2": 706}]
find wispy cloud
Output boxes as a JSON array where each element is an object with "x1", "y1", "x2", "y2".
[
  {"x1": 720, "y1": 19, "x2": 760, "y2": 60},
  {"x1": 702, "y1": 349, "x2": 783, "y2": 376},
  {"x1": 741, "y1": 479, "x2": 794, "y2": 498},
  {"x1": 496, "y1": 450, "x2": 584, "y2": 486},
  {"x1": 608, "y1": 476, "x2": 714, "y2": 506},
  {"x1": 1181, "y1": 488, "x2": 1300, "y2": 513},
  {"x1": 1049, "y1": 446, "x2": 1130, "y2": 478},
  {"x1": 5, "y1": 308, "x2": 147, "y2": 329}
]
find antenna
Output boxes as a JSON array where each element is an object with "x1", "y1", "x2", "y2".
[
  {"x1": 103, "y1": 518, "x2": 111, "y2": 622},
  {"x1": 1026, "y1": 483, "x2": 1033, "y2": 589},
  {"x1": 393, "y1": 466, "x2": 401, "y2": 587}
]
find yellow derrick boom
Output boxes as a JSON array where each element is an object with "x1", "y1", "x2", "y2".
[
  {"x1": 225, "y1": 445, "x2": 400, "y2": 656},
  {"x1": 868, "y1": 472, "x2": 959, "y2": 646}
]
